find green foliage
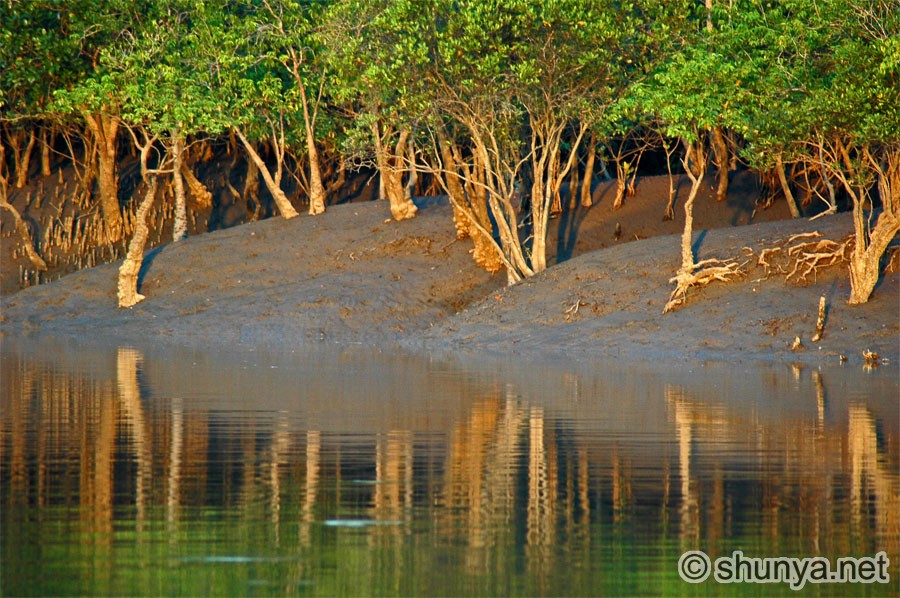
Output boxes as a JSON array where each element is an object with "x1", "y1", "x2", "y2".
[
  {"x1": 2, "y1": 0, "x2": 151, "y2": 117},
  {"x1": 4, "y1": 0, "x2": 896, "y2": 204}
]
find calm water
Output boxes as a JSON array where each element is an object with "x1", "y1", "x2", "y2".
[{"x1": 1, "y1": 335, "x2": 898, "y2": 597}]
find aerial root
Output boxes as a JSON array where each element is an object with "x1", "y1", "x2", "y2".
[{"x1": 663, "y1": 258, "x2": 745, "y2": 313}]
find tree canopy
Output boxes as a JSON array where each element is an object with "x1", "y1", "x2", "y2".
[{"x1": 2, "y1": 0, "x2": 897, "y2": 301}]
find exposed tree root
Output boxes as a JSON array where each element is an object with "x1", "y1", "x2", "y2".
[
  {"x1": 785, "y1": 236, "x2": 852, "y2": 283},
  {"x1": 663, "y1": 258, "x2": 744, "y2": 313},
  {"x1": 747, "y1": 231, "x2": 855, "y2": 283}
]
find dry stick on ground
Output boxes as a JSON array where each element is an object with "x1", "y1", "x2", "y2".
[
  {"x1": 811, "y1": 295, "x2": 827, "y2": 342},
  {"x1": 663, "y1": 142, "x2": 743, "y2": 313}
]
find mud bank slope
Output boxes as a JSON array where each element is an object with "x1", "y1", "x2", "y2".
[
  {"x1": 415, "y1": 212, "x2": 898, "y2": 366},
  {"x1": 1, "y1": 194, "x2": 897, "y2": 366}
]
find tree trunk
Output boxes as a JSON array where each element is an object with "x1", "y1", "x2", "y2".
[
  {"x1": 613, "y1": 161, "x2": 628, "y2": 209},
  {"x1": 437, "y1": 130, "x2": 502, "y2": 273},
  {"x1": 118, "y1": 175, "x2": 158, "y2": 308},
  {"x1": 371, "y1": 122, "x2": 417, "y2": 221},
  {"x1": 171, "y1": 133, "x2": 188, "y2": 242},
  {"x1": 299, "y1": 83, "x2": 326, "y2": 216},
  {"x1": 41, "y1": 125, "x2": 52, "y2": 176},
  {"x1": 82, "y1": 112, "x2": 124, "y2": 242},
  {"x1": 13, "y1": 128, "x2": 36, "y2": 189},
  {"x1": 710, "y1": 126, "x2": 730, "y2": 202},
  {"x1": 774, "y1": 153, "x2": 800, "y2": 218},
  {"x1": 581, "y1": 136, "x2": 596, "y2": 207},
  {"x1": 437, "y1": 131, "x2": 470, "y2": 240},
  {"x1": 404, "y1": 136, "x2": 418, "y2": 201},
  {"x1": 180, "y1": 161, "x2": 212, "y2": 209},
  {"x1": 848, "y1": 149, "x2": 900, "y2": 304},
  {"x1": 568, "y1": 153, "x2": 580, "y2": 210},
  {"x1": 679, "y1": 168, "x2": 700, "y2": 275},
  {"x1": 233, "y1": 126, "x2": 299, "y2": 219},
  {"x1": 325, "y1": 158, "x2": 346, "y2": 196}
]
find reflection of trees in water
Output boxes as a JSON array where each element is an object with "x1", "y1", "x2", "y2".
[
  {"x1": 1, "y1": 353, "x2": 898, "y2": 586},
  {"x1": 665, "y1": 379, "x2": 899, "y2": 561}
]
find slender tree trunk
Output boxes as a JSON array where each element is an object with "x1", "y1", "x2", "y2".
[
  {"x1": 567, "y1": 150, "x2": 579, "y2": 210},
  {"x1": 171, "y1": 133, "x2": 188, "y2": 242},
  {"x1": 817, "y1": 140, "x2": 838, "y2": 212},
  {"x1": 663, "y1": 140, "x2": 678, "y2": 220},
  {"x1": 678, "y1": 140, "x2": 708, "y2": 276},
  {"x1": 243, "y1": 154, "x2": 260, "y2": 218},
  {"x1": 299, "y1": 81, "x2": 326, "y2": 216},
  {"x1": 404, "y1": 136, "x2": 418, "y2": 201},
  {"x1": 118, "y1": 175, "x2": 158, "y2": 308},
  {"x1": 41, "y1": 125, "x2": 52, "y2": 176},
  {"x1": 710, "y1": 126, "x2": 730, "y2": 202},
  {"x1": 233, "y1": 126, "x2": 299, "y2": 219},
  {"x1": 775, "y1": 153, "x2": 800, "y2": 218},
  {"x1": 13, "y1": 128, "x2": 36, "y2": 189},
  {"x1": 613, "y1": 161, "x2": 628, "y2": 209},
  {"x1": 581, "y1": 135, "x2": 596, "y2": 207},
  {"x1": 82, "y1": 112, "x2": 124, "y2": 242}
]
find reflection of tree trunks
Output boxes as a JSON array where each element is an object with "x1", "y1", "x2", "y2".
[
  {"x1": 849, "y1": 405, "x2": 900, "y2": 555},
  {"x1": 300, "y1": 430, "x2": 320, "y2": 547},
  {"x1": 269, "y1": 416, "x2": 291, "y2": 547},
  {"x1": 526, "y1": 406, "x2": 555, "y2": 582},
  {"x1": 668, "y1": 388, "x2": 700, "y2": 548},
  {"x1": 116, "y1": 347, "x2": 151, "y2": 526},
  {"x1": 167, "y1": 397, "x2": 183, "y2": 531},
  {"x1": 373, "y1": 430, "x2": 413, "y2": 546}
]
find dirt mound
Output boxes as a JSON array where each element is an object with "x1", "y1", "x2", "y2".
[{"x1": 2, "y1": 174, "x2": 896, "y2": 367}]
